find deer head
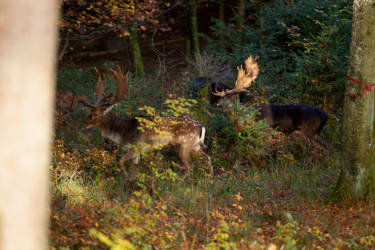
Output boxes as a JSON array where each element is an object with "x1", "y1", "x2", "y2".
[
  {"x1": 78, "y1": 66, "x2": 128, "y2": 128},
  {"x1": 211, "y1": 55, "x2": 258, "y2": 97}
]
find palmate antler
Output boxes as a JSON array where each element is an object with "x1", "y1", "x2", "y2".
[
  {"x1": 110, "y1": 65, "x2": 128, "y2": 105},
  {"x1": 78, "y1": 66, "x2": 129, "y2": 112},
  {"x1": 211, "y1": 55, "x2": 258, "y2": 97},
  {"x1": 94, "y1": 67, "x2": 106, "y2": 105}
]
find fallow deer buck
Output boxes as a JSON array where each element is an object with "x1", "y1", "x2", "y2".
[
  {"x1": 210, "y1": 55, "x2": 327, "y2": 142},
  {"x1": 210, "y1": 55, "x2": 259, "y2": 101},
  {"x1": 189, "y1": 76, "x2": 234, "y2": 107},
  {"x1": 79, "y1": 66, "x2": 211, "y2": 178}
]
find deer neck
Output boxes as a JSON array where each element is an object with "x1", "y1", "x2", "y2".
[{"x1": 98, "y1": 113, "x2": 130, "y2": 145}]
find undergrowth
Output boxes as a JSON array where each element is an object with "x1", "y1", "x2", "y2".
[{"x1": 50, "y1": 65, "x2": 375, "y2": 249}]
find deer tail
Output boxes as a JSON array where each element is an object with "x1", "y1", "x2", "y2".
[{"x1": 200, "y1": 126, "x2": 207, "y2": 148}]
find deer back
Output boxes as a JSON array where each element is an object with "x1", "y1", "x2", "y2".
[
  {"x1": 258, "y1": 104, "x2": 327, "y2": 136},
  {"x1": 138, "y1": 116, "x2": 205, "y2": 150},
  {"x1": 97, "y1": 114, "x2": 205, "y2": 150}
]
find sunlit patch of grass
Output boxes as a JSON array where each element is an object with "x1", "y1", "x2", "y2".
[{"x1": 54, "y1": 170, "x2": 107, "y2": 205}]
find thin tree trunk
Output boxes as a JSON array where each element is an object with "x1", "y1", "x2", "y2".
[
  {"x1": 331, "y1": 0, "x2": 375, "y2": 201},
  {"x1": 0, "y1": 0, "x2": 57, "y2": 249},
  {"x1": 129, "y1": 28, "x2": 145, "y2": 79},
  {"x1": 219, "y1": 1, "x2": 225, "y2": 22},
  {"x1": 190, "y1": 0, "x2": 200, "y2": 55},
  {"x1": 185, "y1": 35, "x2": 191, "y2": 58},
  {"x1": 190, "y1": 0, "x2": 202, "y2": 74},
  {"x1": 236, "y1": 0, "x2": 246, "y2": 32}
]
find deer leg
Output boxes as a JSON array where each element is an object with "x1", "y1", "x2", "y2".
[
  {"x1": 120, "y1": 148, "x2": 138, "y2": 167},
  {"x1": 200, "y1": 150, "x2": 213, "y2": 175},
  {"x1": 120, "y1": 144, "x2": 153, "y2": 179},
  {"x1": 177, "y1": 146, "x2": 193, "y2": 179},
  {"x1": 313, "y1": 134, "x2": 328, "y2": 149},
  {"x1": 119, "y1": 148, "x2": 140, "y2": 180}
]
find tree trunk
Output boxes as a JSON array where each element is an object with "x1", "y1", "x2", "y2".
[
  {"x1": 0, "y1": 0, "x2": 57, "y2": 249},
  {"x1": 189, "y1": 0, "x2": 202, "y2": 74},
  {"x1": 129, "y1": 28, "x2": 145, "y2": 79},
  {"x1": 236, "y1": 0, "x2": 246, "y2": 32},
  {"x1": 331, "y1": 0, "x2": 375, "y2": 201},
  {"x1": 185, "y1": 35, "x2": 191, "y2": 58},
  {"x1": 190, "y1": 0, "x2": 200, "y2": 55},
  {"x1": 219, "y1": 1, "x2": 225, "y2": 22}
]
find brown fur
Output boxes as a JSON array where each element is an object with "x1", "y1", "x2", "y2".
[
  {"x1": 86, "y1": 110, "x2": 210, "y2": 177},
  {"x1": 257, "y1": 104, "x2": 327, "y2": 138}
]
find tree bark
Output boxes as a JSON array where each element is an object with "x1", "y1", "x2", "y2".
[
  {"x1": 189, "y1": 0, "x2": 202, "y2": 74},
  {"x1": 332, "y1": 0, "x2": 375, "y2": 201},
  {"x1": 236, "y1": 0, "x2": 246, "y2": 32},
  {"x1": 0, "y1": 0, "x2": 57, "y2": 249},
  {"x1": 190, "y1": 0, "x2": 200, "y2": 55},
  {"x1": 129, "y1": 28, "x2": 145, "y2": 79},
  {"x1": 219, "y1": 1, "x2": 225, "y2": 22}
]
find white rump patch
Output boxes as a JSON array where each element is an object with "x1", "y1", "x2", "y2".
[
  {"x1": 192, "y1": 126, "x2": 206, "y2": 151},
  {"x1": 132, "y1": 156, "x2": 140, "y2": 164}
]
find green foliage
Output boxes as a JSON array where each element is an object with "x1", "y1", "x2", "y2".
[
  {"x1": 163, "y1": 97, "x2": 198, "y2": 117},
  {"x1": 204, "y1": 0, "x2": 352, "y2": 106},
  {"x1": 290, "y1": 3, "x2": 352, "y2": 107},
  {"x1": 275, "y1": 214, "x2": 299, "y2": 250},
  {"x1": 90, "y1": 229, "x2": 136, "y2": 250},
  {"x1": 205, "y1": 222, "x2": 237, "y2": 250},
  {"x1": 57, "y1": 65, "x2": 97, "y2": 96},
  {"x1": 201, "y1": 104, "x2": 273, "y2": 170}
]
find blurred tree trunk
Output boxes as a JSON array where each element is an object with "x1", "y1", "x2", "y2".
[
  {"x1": 0, "y1": 0, "x2": 57, "y2": 249},
  {"x1": 219, "y1": 1, "x2": 225, "y2": 22},
  {"x1": 331, "y1": 0, "x2": 375, "y2": 201},
  {"x1": 190, "y1": 0, "x2": 200, "y2": 55},
  {"x1": 185, "y1": 35, "x2": 191, "y2": 58},
  {"x1": 236, "y1": 0, "x2": 246, "y2": 32},
  {"x1": 189, "y1": 0, "x2": 202, "y2": 74},
  {"x1": 129, "y1": 28, "x2": 145, "y2": 79}
]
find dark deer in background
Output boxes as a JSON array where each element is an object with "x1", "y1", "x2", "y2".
[
  {"x1": 189, "y1": 55, "x2": 259, "y2": 107},
  {"x1": 79, "y1": 66, "x2": 211, "y2": 177},
  {"x1": 210, "y1": 56, "x2": 327, "y2": 141},
  {"x1": 190, "y1": 77, "x2": 234, "y2": 107},
  {"x1": 258, "y1": 104, "x2": 327, "y2": 141},
  {"x1": 210, "y1": 55, "x2": 259, "y2": 102}
]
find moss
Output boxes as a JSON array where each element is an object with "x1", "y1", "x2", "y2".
[{"x1": 129, "y1": 28, "x2": 145, "y2": 79}]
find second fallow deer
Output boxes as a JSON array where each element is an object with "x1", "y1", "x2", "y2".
[
  {"x1": 210, "y1": 55, "x2": 259, "y2": 99},
  {"x1": 79, "y1": 66, "x2": 211, "y2": 177},
  {"x1": 209, "y1": 55, "x2": 327, "y2": 141},
  {"x1": 258, "y1": 104, "x2": 327, "y2": 141}
]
